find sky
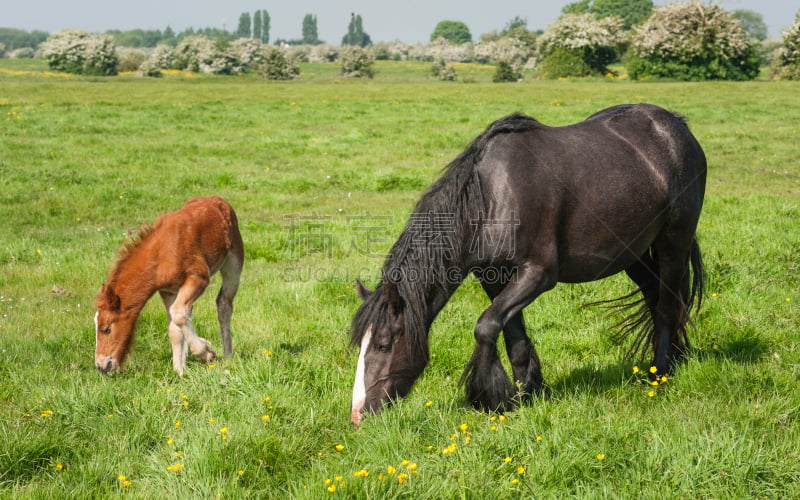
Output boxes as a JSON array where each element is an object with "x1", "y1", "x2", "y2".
[{"x1": 5, "y1": 1, "x2": 796, "y2": 43}]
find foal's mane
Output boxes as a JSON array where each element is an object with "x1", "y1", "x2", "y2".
[
  {"x1": 105, "y1": 224, "x2": 155, "y2": 287},
  {"x1": 351, "y1": 113, "x2": 541, "y2": 351}
]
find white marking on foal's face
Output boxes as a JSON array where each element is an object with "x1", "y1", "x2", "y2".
[
  {"x1": 350, "y1": 326, "x2": 372, "y2": 425},
  {"x1": 94, "y1": 311, "x2": 99, "y2": 344}
]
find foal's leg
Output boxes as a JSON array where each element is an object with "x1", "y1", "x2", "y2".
[
  {"x1": 480, "y1": 280, "x2": 545, "y2": 401},
  {"x1": 216, "y1": 253, "x2": 242, "y2": 358},
  {"x1": 464, "y1": 262, "x2": 555, "y2": 411},
  {"x1": 169, "y1": 275, "x2": 216, "y2": 375},
  {"x1": 160, "y1": 291, "x2": 186, "y2": 375}
]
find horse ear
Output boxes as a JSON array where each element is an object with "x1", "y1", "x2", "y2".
[
  {"x1": 102, "y1": 284, "x2": 121, "y2": 312},
  {"x1": 355, "y1": 279, "x2": 373, "y2": 301},
  {"x1": 383, "y1": 279, "x2": 404, "y2": 316}
]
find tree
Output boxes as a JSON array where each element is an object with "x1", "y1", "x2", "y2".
[
  {"x1": 342, "y1": 13, "x2": 372, "y2": 47},
  {"x1": 628, "y1": 1, "x2": 760, "y2": 81},
  {"x1": 302, "y1": 14, "x2": 321, "y2": 44},
  {"x1": 253, "y1": 11, "x2": 261, "y2": 42},
  {"x1": 732, "y1": 10, "x2": 768, "y2": 41},
  {"x1": 592, "y1": 0, "x2": 652, "y2": 29},
  {"x1": 562, "y1": 0, "x2": 652, "y2": 29},
  {"x1": 500, "y1": 17, "x2": 528, "y2": 36},
  {"x1": 262, "y1": 10, "x2": 271, "y2": 44},
  {"x1": 237, "y1": 12, "x2": 251, "y2": 39},
  {"x1": 430, "y1": 21, "x2": 472, "y2": 44}
]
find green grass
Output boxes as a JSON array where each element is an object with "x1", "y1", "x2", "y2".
[{"x1": 1, "y1": 60, "x2": 798, "y2": 498}]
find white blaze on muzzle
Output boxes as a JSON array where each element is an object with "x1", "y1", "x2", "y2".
[{"x1": 350, "y1": 326, "x2": 372, "y2": 425}]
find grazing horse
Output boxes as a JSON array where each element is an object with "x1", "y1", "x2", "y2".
[
  {"x1": 350, "y1": 104, "x2": 706, "y2": 425},
  {"x1": 94, "y1": 196, "x2": 244, "y2": 375}
]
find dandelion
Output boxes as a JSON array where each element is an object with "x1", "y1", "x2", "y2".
[
  {"x1": 648, "y1": 390, "x2": 655, "y2": 397},
  {"x1": 335, "y1": 444, "x2": 345, "y2": 452},
  {"x1": 261, "y1": 415, "x2": 270, "y2": 422},
  {"x1": 408, "y1": 463, "x2": 418, "y2": 473},
  {"x1": 387, "y1": 465, "x2": 397, "y2": 475},
  {"x1": 425, "y1": 400, "x2": 433, "y2": 407},
  {"x1": 56, "y1": 463, "x2": 63, "y2": 471},
  {"x1": 167, "y1": 438, "x2": 174, "y2": 445},
  {"x1": 651, "y1": 380, "x2": 659, "y2": 386},
  {"x1": 122, "y1": 480, "x2": 131, "y2": 487},
  {"x1": 536, "y1": 435, "x2": 543, "y2": 442},
  {"x1": 173, "y1": 452, "x2": 183, "y2": 459},
  {"x1": 401, "y1": 460, "x2": 410, "y2": 466},
  {"x1": 166, "y1": 463, "x2": 184, "y2": 472},
  {"x1": 107, "y1": 414, "x2": 114, "y2": 418},
  {"x1": 517, "y1": 466, "x2": 525, "y2": 474},
  {"x1": 238, "y1": 470, "x2": 244, "y2": 476},
  {"x1": 596, "y1": 453, "x2": 605, "y2": 461},
  {"x1": 511, "y1": 478, "x2": 520, "y2": 485},
  {"x1": 209, "y1": 419, "x2": 217, "y2": 424},
  {"x1": 220, "y1": 427, "x2": 228, "y2": 440},
  {"x1": 327, "y1": 484, "x2": 336, "y2": 493},
  {"x1": 353, "y1": 469, "x2": 369, "y2": 478},
  {"x1": 632, "y1": 365, "x2": 640, "y2": 374},
  {"x1": 264, "y1": 397, "x2": 271, "y2": 403},
  {"x1": 504, "y1": 456, "x2": 513, "y2": 463},
  {"x1": 174, "y1": 420, "x2": 181, "y2": 429},
  {"x1": 491, "y1": 425, "x2": 498, "y2": 431},
  {"x1": 263, "y1": 349, "x2": 273, "y2": 356},
  {"x1": 397, "y1": 472, "x2": 409, "y2": 484},
  {"x1": 459, "y1": 423, "x2": 469, "y2": 434},
  {"x1": 464, "y1": 436, "x2": 472, "y2": 444},
  {"x1": 498, "y1": 415, "x2": 506, "y2": 423}
]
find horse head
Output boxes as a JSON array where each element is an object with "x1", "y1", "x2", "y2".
[
  {"x1": 93, "y1": 283, "x2": 135, "y2": 374},
  {"x1": 350, "y1": 279, "x2": 428, "y2": 425}
]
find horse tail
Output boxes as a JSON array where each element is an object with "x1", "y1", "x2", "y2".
[{"x1": 606, "y1": 237, "x2": 705, "y2": 359}]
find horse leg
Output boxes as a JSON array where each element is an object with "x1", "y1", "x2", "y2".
[
  {"x1": 169, "y1": 274, "x2": 216, "y2": 375},
  {"x1": 160, "y1": 291, "x2": 187, "y2": 376},
  {"x1": 651, "y1": 243, "x2": 692, "y2": 376},
  {"x1": 464, "y1": 262, "x2": 555, "y2": 412},
  {"x1": 479, "y1": 280, "x2": 545, "y2": 402},
  {"x1": 216, "y1": 253, "x2": 242, "y2": 358}
]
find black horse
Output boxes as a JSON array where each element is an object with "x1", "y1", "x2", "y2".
[{"x1": 350, "y1": 104, "x2": 706, "y2": 425}]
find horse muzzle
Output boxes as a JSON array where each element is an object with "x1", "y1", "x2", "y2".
[{"x1": 95, "y1": 356, "x2": 117, "y2": 374}]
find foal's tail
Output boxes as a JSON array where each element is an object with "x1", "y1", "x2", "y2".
[{"x1": 608, "y1": 238, "x2": 705, "y2": 359}]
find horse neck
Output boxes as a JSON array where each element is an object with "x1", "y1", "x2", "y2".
[{"x1": 107, "y1": 241, "x2": 159, "y2": 314}]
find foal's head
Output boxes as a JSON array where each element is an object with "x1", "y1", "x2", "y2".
[
  {"x1": 94, "y1": 284, "x2": 136, "y2": 374},
  {"x1": 350, "y1": 280, "x2": 428, "y2": 426}
]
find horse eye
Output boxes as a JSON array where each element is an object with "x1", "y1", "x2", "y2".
[
  {"x1": 377, "y1": 344, "x2": 392, "y2": 353},
  {"x1": 101, "y1": 326, "x2": 111, "y2": 335}
]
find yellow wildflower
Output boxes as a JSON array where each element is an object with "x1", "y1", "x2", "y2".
[
  {"x1": 517, "y1": 466, "x2": 525, "y2": 474},
  {"x1": 504, "y1": 457, "x2": 513, "y2": 463},
  {"x1": 596, "y1": 453, "x2": 605, "y2": 461},
  {"x1": 387, "y1": 465, "x2": 397, "y2": 475},
  {"x1": 632, "y1": 365, "x2": 640, "y2": 374},
  {"x1": 166, "y1": 463, "x2": 184, "y2": 472},
  {"x1": 335, "y1": 444, "x2": 345, "y2": 451},
  {"x1": 459, "y1": 423, "x2": 468, "y2": 434},
  {"x1": 649, "y1": 366, "x2": 658, "y2": 374},
  {"x1": 397, "y1": 472, "x2": 409, "y2": 484}
]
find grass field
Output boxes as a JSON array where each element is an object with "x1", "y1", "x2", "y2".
[{"x1": 1, "y1": 59, "x2": 799, "y2": 498}]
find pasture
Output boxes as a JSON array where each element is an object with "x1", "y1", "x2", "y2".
[{"x1": 1, "y1": 59, "x2": 798, "y2": 498}]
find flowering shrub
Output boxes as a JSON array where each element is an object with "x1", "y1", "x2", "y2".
[
  {"x1": 774, "y1": 11, "x2": 800, "y2": 79},
  {"x1": 39, "y1": 29, "x2": 119, "y2": 76},
  {"x1": 138, "y1": 44, "x2": 173, "y2": 77},
  {"x1": 473, "y1": 37, "x2": 533, "y2": 69},
  {"x1": 259, "y1": 46, "x2": 299, "y2": 80},
  {"x1": 116, "y1": 47, "x2": 146, "y2": 72},
  {"x1": 536, "y1": 14, "x2": 627, "y2": 77},
  {"x1": 227, "y1": 38, "x2": 264, "y2": 71},
  {"x1": 431, "y1": 58, "x2": 457, "y2": 80},
  {"x1": 310, "y1": 44, "x2": 338, "y2": 63},
  {"x1": 628, "y1": 1, "x2": 760, "y2": 81},
  {"x1": 8, "y1": 47, "x2": 35, "y2": 59},
  {"x1": 340, "y1": 46, "x2": 374, "y2": 78}
]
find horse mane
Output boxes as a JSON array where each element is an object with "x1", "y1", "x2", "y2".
[
  {"x1": 352, "y1": 113, "x2": 542, "y2": 352},
  {"x1": 102, "y1": 224, "x2": 155, "y2": 290}
]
